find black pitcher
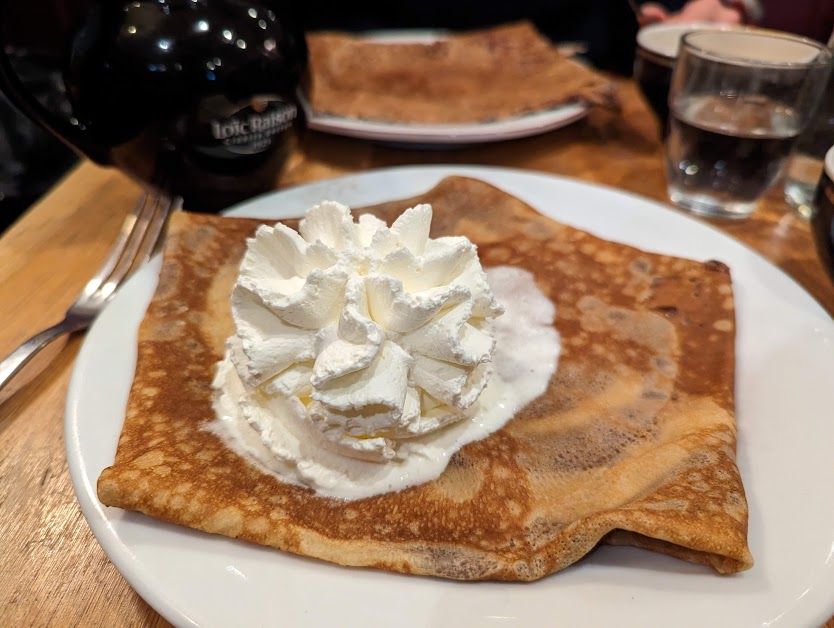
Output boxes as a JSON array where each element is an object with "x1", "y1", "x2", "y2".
[{"x1": 0, "y1": 0, "x2": 308, "y2": 212}]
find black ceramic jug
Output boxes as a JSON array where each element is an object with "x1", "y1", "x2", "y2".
[{"x1": 0, "y1": 0, "x2": 307, "y2": 211}]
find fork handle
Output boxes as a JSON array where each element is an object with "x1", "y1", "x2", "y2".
[{"x1": 0, "y1": 317, "x2": 88, "y2": 395}]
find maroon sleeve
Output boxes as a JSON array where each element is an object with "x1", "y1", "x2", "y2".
[{"x1": 761, "y1": 0, "x2": 834, "y2": 44}]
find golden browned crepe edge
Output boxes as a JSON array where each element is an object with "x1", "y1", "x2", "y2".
[
  {"x1": 98, "y1": 178, "x2": 752, "y2": 580},
  {"x1": 305, "y1": 22, "x2": 619, "y2": 124}
]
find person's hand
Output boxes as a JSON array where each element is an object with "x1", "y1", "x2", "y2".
[{"x1": 639, "y1": 0, "x2": 743, "y2": 26}]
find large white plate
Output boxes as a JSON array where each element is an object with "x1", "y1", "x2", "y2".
[
  {"x1": 66, "y1": 166, "x2": 834, "y2": 628},
  {"x1": 299, "y1": 32, "x2": 589, "y2": 145}
]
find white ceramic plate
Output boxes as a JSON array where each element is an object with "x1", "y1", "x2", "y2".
[
  {"x1": 299, "y1": 32, "x2": 589, "y2": 145},
  {"x1": 66, "y1": 166, "x2": 834, "y2": 628}
]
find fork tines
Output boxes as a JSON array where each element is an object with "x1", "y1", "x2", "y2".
[{"x1": 82, "y1": 190, "x2": 181, "y2": 306}]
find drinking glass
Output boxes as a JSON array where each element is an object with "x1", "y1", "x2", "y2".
[
  {"x1": 665, "y1": 30, "x2": 833, "y2": 220},
  {"x1": 783, "y1": 72, "x2": 834, "y2": 218},
  {"x1": 634, "y1": 22, "x2": 737, "y2": 138}
]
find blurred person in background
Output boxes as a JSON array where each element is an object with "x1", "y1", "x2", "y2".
[
  {"x1": 639, "y1": 0, "x2": 760, "y2": 25},
  {"x1": 640, "y1": 0, "x2": 833, "y2": 41}
]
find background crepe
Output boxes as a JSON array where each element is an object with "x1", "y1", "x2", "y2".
[
  {"x1": 97, "y1": 177, "x2": 752, "y2": 580},
  {"x1": 306, "y1": 22, "x2": 618, "y2": 124}
]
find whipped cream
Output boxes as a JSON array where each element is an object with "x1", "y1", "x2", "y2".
[{"x1": 211, "y1": 202, "x2": 560, "y2": 500}]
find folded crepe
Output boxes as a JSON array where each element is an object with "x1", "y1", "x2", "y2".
[
  {"x1": 97, "y1": 177, "x2": 752, "y2": 580},
  {"x1": 305, "y1": 22, "x2": 618, "y2": 124}
]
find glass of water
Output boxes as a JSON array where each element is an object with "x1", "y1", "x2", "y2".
[
  {"x1": 783, "y1": 71, "x2": 834, "y2": 218},
  {"x1": 665, "y1": 30, "x2": 833, "y2": 219}
]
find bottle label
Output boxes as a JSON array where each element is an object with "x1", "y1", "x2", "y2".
[{"x1": 188, "y1": 95, "x2": 296, "y2": 160}]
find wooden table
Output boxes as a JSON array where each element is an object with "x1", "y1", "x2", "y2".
[{"x1": 1, "y1": 79, "x2": 832, "y2": 626}]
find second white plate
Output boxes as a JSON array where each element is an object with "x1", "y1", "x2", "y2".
[{"x1": 300, "y1": 31, "x2": 589, "y2": 145}]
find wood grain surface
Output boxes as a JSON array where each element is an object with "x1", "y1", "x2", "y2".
[{"x1": 1, "y1": 78, "x2": 832, "y2": 627}]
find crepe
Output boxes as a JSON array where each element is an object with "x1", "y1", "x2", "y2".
[
  {"x1": 305, "y1": 22, "x2": 618, "y2": 124},
  {"x1": 97, "y1": 177, "x2": 753, "y2": 580}
]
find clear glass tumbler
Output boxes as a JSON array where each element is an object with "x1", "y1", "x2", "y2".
[
  {"x1": 665, "y1": 30, "x2": 833, "y2": 219},
  {"x1": 783, "y1": 72, "x2": 834, "y2": 218}
]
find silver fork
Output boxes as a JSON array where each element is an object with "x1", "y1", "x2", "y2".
[{"x1": 0, "y1": 190, "x2": 181, "y2": 394}]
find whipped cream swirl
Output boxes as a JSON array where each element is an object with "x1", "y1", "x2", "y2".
[{"x1": 223, "y1": 202, "x2": 503, "y2": 463}]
